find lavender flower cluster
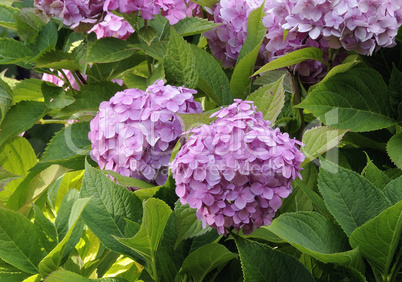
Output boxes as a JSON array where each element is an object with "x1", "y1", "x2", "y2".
[
  {"x1": 35, "y1": 0, "x2": 200, "y2": 30},
  {"x1": 170, "y1": 100, "x2": 305, "y2": 235},
  {"x1": 89, "y1": 11, "x2": 134, "y2": 39},
  {"x1": 205, "y1": 0, "x2": 402, "y2": 82},
  {"x1": 88, "y1": 80, "x2": 202, "y2": 186}
]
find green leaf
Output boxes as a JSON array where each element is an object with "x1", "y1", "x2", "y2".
[
  {"x1": 387, "y1": 133, "x2": 402, "y2": 169},
  {"x1": 0, "y1": 137, "x2": 36, "y2": 202},
  {"x1": 252, "y1": 47, "x2": 324, "y2": 76},
  {"x1": 39, "y1": 122, "x2": 91, "y2": 170},
  {"x1": 177, "y1": 112, "x2": 214, "y2": 132},
  {"x1": 230, "y1": 4, "x2": 266, "y2": 99},
  {"x1": 189, "y1": 0, "x2": 219, "y2": 8},
  {"x1": 178, "y1": 243, "x2": 237, "y2": 281},
  {"x1": 0, "y1": 77, "x2": 13, "y2": 124},
  {"x1": 246, "y1": 74, "x2": 286, "y2": 123},
  {"x1": 318, "y1": 158, "x2": 391, "y2": 236},
  {"x1": 389, "y1": 65, "x2": 402, "y2": 117},
  {"x1": 34, "y1": 50, "x2": 80, "y2": 70},
  {"x1": 87, "y1": 37, "x2": 136, "y2": 63},
  {"x1": 174, "y1": 202, "x2": 211, "y2": 249},
  {"x1": 39, "y1": 197, "x2": 91, "y2": 277},
  {"x1": 33, "y1": 204, "x2": 58, "y2": 253},
  {"x1": 267, "y1": 212, "x2": 364, "y2": 270},
  {"x1": 35, "y1": 21, "x2": 58, "y2": 55},
  {"x1": 12, "y1": 78, "x2": 43, "y2": 102},
  {"x1": 163, "y1": 27, "x2": 198, "y2": 88},
  {"x1": 383, "y1": 176, "x2": 402, "y2": 205},
  {"x1": 0, "y1": 5, "x2": 19, "y2": 30},
  {"x1": 138, "y1": 26, "x2": 158, "y2": 46},
  {"x1": 0, "y1": 208, "x2": 46, "y2": 274},
  {"x1": 0, "y1": 261, "x2": 31, "y2": 281},
  {"x1": 362, "y1": 158, "x2": 391, "y2": 190},
  {"x1": 190, "y1": 45, "x2": 232, "y2": 105},
  {"x1": 236, "y1": 3, "x2": 266, "y2": 63},
  {"x1": 44, "y1": 269, "x2": 128, "y2": 281},
  {"x1": 102, "y1": 170, "x2": 155, "y2": 189},
  {"x1": 234, "y1": 235, "x2": 314, "y2": 282},
  {"x1": 42, "y1": 82, "x2": 75, "y2": 110},
  {"x1": 56, "y1": 82, "x2": 124, "y2": 117},
  {"x1": 350, "y1": 201, "x2": 402, "y2": 277},
  {"x1": 0, "y1": 167, "x2": 21, "y2": 190},
  {"x1": 0, "y1": 38, "x2": 34, "y2": 64},
  {"x1": 131, "y1": 41, "x2": 168, "y2": 61},
  {"x1": 301, "y1": 126, "x2": 348, "y2": 164},
  {"x1": 14, "y1": 8, "x2": 45, "y2": 44},
  {"x1": 117, "y1": 198, "x2": 172, "y2": 265},
  {"x1": 80, "y1": 160, "x2": 143, "y2": 259},
  {"x1": 0, "y1": 101, "x2": 46, "y2": 146},
  {"x1": 298, "y1": 68, "x2": 397, "y2": 132},
  {"x1": 174, "y1": 17, "x2": 221, "y2": 37}
]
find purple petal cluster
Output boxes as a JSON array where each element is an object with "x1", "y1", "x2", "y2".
[
  {"x1": 34, "y1": 0, "x2": 105, "y2": 27},
  {"x1": 170, "y1": 100, "x2": 305, "y2": 235},
  {"x1": 89, "y1": 12, "x2": 134, "y2": 39},
  {"x1": 204, "y1": 0, "x2": 265, "y2": 68},
  {"x1": 104, "y1": 0, "x2": 200, "y2": 25},
  {"x1": 88, "y1": 80, "x2": 202, "y2": 186},
  {"x1": 264, "y1": 0, "x2": 402, "y2": 57}
]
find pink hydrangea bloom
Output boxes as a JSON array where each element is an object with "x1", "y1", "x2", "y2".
[
  {"x1": 88, "y1": 80, "x2": 202, "y2": 186},
  {"x1": 170, "y1": 100, "x2": 305, "y2": 235},
  {"x1": 204, "y1": 0, "x2": 265, "y2": 68},
  {"x1": 104, "y1": 0, "x2": 200, "y2": 25},
  {"x1": 89, "y1": 11, "x2": 134, "y2": 39},
  {"x1": 34, "y1": 0, "x2": 105, "y2": 27}
]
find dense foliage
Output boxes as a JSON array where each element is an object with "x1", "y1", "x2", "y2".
[{"x1": 0, "y1": 0, "x2": 401, "y2": 281}]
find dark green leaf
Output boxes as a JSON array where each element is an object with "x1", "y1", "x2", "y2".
[
  {"x1": 33, "y1": 204, "x2": 58, "y2": 253},
  {"x1": 190, "y1": 44, "x2": 232, "y2": 105},
  {"x1": 0, "y1": 261, "x2": 31, "y2": 281},
  {"x1": 298, "y1": 68, "x2": 397, "y2": 132},
  {"x1": 0, "y1": 101, "x2": 46, "y2": 146},
  {"x1": 362, "y1": 158, "x2": 391, "y2": 190},
  {"x1": 0, "y1": 208, "x2": 46, "y2": 274},
  {"x1": 387, "y1": 133, "x2": 402, "y2": 169},
  {"x1": 174, "y1": 17, "x2": 221, "y2": 37},
  {"x1": 87, "y1": 37, "x2": 136, "y2": 63},
  {"x1": 35, "y1": 21, "x2": 58, "y2": 54},
  {"x1": 80, "y1": 160, "x2": 143, "y2": 260},
  {"x1": 14, "y1": 8, "x2": 45, "y2": 44},
  {"x1": 234, "y1": 235, "x2": 314, "y2": 282},
  {"x1": 383, "y1": 176, "x2": 402, "y2": 205},
  {"x1": 12, "y1": 78, "x2": 43, "y2": 102},
  {"x1": 318, "y1": 158, "x2": 391, "y2": 236},
  {"x1": 131, "y1": 41, "x2": 168, "y2": 61},
  {"x1": 0, "y1": 77, "x2": 13, "y2": 125},
  {"x1": 0, "y1": 37, "x2": 34, "y2": 64},
  {"x1": 389, "y1": 65, "x2": 402, "y2": 117},
  {"x1": 138, "y1": 26, "x2": 158, "y2": 46},
  {"x1": 42, "y1": 82, "x2": 75, "y2": 110},
  {"x1": 34, "y1": 50, "x2": 79, "y2": 70},
  {"x1": 178, "y1": 243, "x2": 236, "y2": 281},
  {"x1": 0, "y1": 5, "x2": 19, "y2": 30}
]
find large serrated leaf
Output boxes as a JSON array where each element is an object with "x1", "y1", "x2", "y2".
[
  {"x1": 0, "y1": 5, "x2": 18, "y2": 30},
  {"x1": 383, "y1": 176, "x2": 402, "y2": 205},
  {"x1": 298, "y1": 68, "x2": 397, "y2": 132},
  {"x1": 0, "y1": 37, "x2": 34, "y2": 64},
  {"x1": 14, "y1": 8, "x2": 45, "y2": 44},
  {"x1": 32, "y1": 204, "x2": 57, "y2": 253},
  {"x1": 35, "y1": 21, "x2": 58, "y2": 55},
  {"x1": 174, "y1": 17, "x2": 221, "y2": 37},
  {"x1": 44, "y1": 269, "x2": 128, "y2": 281},
  {"x1": 0, "y1": 167, "x2": 21, "y2": 190},
  {"x1": 0, "y1": 261, "x2": 31, "y2": 281},
  {"x1": 39, "y1": 122, "x2": 91, "y2": 170},
  {"x1": 34, "y1": 50, "x2": 79, "y2": 70},
  {"x1": 117, "y1": 198, "x2": 172, "y2": 266},
  {"x1": 301, "y1": 126, "x2": 348, "y2": 163},
  {"x1": 267, "y1": 212, "x2": 363, "y2": 270},
  {"x1": 163, "y1": 27, "x2": 198, "y2": 88},
  {"x1": 80, "y1": 160, "x2": 143, "y2": 260},
  {"x1": 178, "y1": 243, "x2": 237, "y2": 281},
  {"x1": 87, "y1": 37, "x2": 136, "y2": 63},
  {"x1": 387, "y1": 133, "x2": 402, "y2": 169},
  {"x1": 190, "y1": 45, "x2": 232, "y2": 105},
  {"x1": 12, "y1": 78, "x2": 43, "y2": 102},
  {"x1": 174, "y1": 202, "x2": 211, "y2": 249},
  {"x1": 131, "y1": 41, "x2": 168, "y2": 61},
  {"x1": 253, "y1": 47, "x2": 325, "y2": 76},
  {"x1": 350, "y1": 201, "x2": 402, "y2": 278},
  {"x1": 234, "y1": 235, "x2": 314, "y2": 282},
  {"x1": 318, "y1": 158, "x2": 391, "y2": 236},
  {"x1": 0, "y1": 101, "x2": 47, "y2": 146},
  {"x1": 362, "y1": 158, "x2": 391, "y2": 190},
  {"x1": 0, "y1": 208, "x2": 47, "y2": 274},
  {"x1": 247, "y1": 74, "x2": 286, "y2": 123}
]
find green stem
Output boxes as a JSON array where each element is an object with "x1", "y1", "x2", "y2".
[{"x1": 388, "y1": 246, "x2": 402, "y2": 282}]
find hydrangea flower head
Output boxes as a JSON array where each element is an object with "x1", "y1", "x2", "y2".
[
  {"x1": 34, "y1": 0, "x2": 105, "y2": 27},
  {"x1": 204, "y1": 0, "x2": 265, "y2": 67},
  {"x1": 170, "y1": 100, "x2": 305, "y2": 235},
  {"x1": 88, "y1": 80, "x2": 202, "y2": 186}
]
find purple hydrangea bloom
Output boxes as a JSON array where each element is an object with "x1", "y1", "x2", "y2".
[
  {"x1": 204, "y1": 0, "x2": 265, "y2": 68},
  {"x1": 89, "y1": 11, "x2": 134, "y2": 39},
  {"x1": 34, "y1": 0, "x2": 105, "y2": 27},
  {"x1": 104, "y1": 0, "x2": 200, "y2": 25},
  {"x1": 88, "y1": 80, "x2": 202, "y2": 186},
  {"x1": 170, "y1": 100, "x2": 305, "y2": 235}
]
